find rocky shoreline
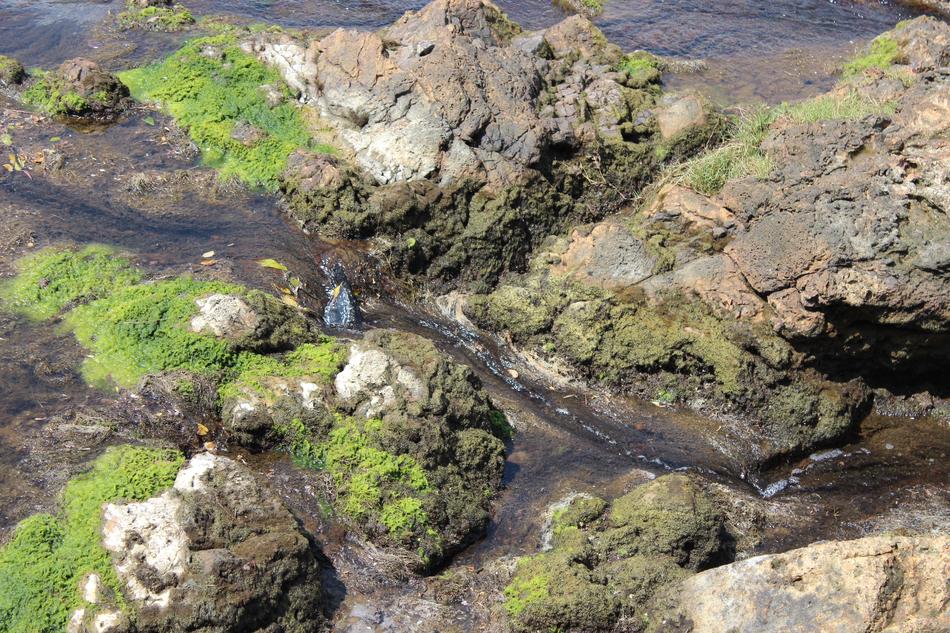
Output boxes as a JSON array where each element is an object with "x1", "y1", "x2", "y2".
[{"x1": 0, "y1": 1, "x2": 948, "y2": 631}]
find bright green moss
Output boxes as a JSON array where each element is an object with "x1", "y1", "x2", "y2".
[
  {"x1": 0, "y1": 446, "x2": 184, "y2": 633},
  {"x1": 844, "y1": 35, "x2": 899, "y2": 77},
  {"x1": 619, "y1": 52, "x2": 661, "y2": 87},
  {"x1": 119, "y1": 34, "x2": 330, "y2": 190},
  {"x1": 218, "y1": 340, "x2": 346, "y2": 404},
  {"x1": 275, "y1": 415, "x2": 434, "y2": 544},
  {"x1": 22, "y1": 74, "x2": 87, "y2": 116},
  {"x1": 504, "y1": 565, "x2": 551, "y2": 618},
  {"x1": 0, "y1": 245, "x2": 142, "y2": 320},
  {"x1": 65, "y1": 277, "x2": 245, "y2": 388},
  {"x1": 118, "y1": 3, "x2": 195, "y2": 32}
]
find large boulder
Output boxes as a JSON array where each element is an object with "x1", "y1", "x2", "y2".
[
  {"x1": 656, "y1": 535, "x2": 950, "y2": 633},
  {"x1": 83, "y1": 453, "x2": 324, "y2": 632},
  {"x1": 253, "y1": 0, "x2": 695, "y2": 288}
]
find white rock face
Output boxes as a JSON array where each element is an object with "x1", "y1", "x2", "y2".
[
  {"x1": 189, "y1": 294, "x2": 259, "y2": 338},
  {"x1": 101, "y1": 494, "x2": 188, "y2": 609},
  {"x1": 334, "y1": 343, "x2": 427, "y2": 417}
]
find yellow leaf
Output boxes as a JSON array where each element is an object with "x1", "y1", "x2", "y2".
[
  {"x1": 197, "y1": 423, "x2": 209, "y2": 436},
  {"x1": 2, "y1": 164, "x2": 11, "y2": 172},
  {"x1": 281, "y1": 295, "x2": 300, "y2": 308},
  {"x1": 279, "y1": 287, "x2": 292, "y2": 295},
  {"x1": 202, "y1": 250, "x2": 215, "y2": 258},
  {"x1": 258, "y1": 258, "x2": 289, "y2": 271},
  {"x1": 331, "y1": 284, "x2": 342, "y2": 299}
]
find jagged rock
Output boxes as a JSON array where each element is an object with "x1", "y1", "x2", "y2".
[
  {"x1": 258, "y1": 0, "x2": 689, "y2": 288},
  {"x1": 97, "y1": 453, "x2": 324, "y2": 632},
  {"x1": 549, "y1": 220, "x2": 657, "y2": 290},
  {"x1": 657, "y1": 535, "x2": 950, "y2": 633},
  {"x1": 655, "y1": 94, "x2": 709, "y2": 140}
]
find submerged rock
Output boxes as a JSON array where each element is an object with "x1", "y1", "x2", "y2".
[
  {"x1": 98, "y1": 452, "x2": 324, "y2": 632},
  {"x1": 322, "y1": 262, "x2": 361, "y2": 328},
  {"x1": 658, "y1": 535, "x2": 950, "y2": 633}
]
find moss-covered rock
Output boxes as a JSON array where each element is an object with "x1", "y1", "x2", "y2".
[
  {"x1": 504, "y1": 475, "x2": 728, "y2": 633},
  {"x1": 0, "y1": 55, "x2": 26, "y2": 86},
  {"x1": 0, "y1": 446, "x2": 184, "y2": 633},
  {"x1": 465, "y1": 268, "x2": 868, "y2": 462},
  {"x1": 117, "y1": 0, "x2": 194, "y2": 32},
  {"x1": 22, "y1": 59, "x2": 129, "y2": 119},
  {"x1": 598, "y1": 474, "x2": 725, "y2": 570}
]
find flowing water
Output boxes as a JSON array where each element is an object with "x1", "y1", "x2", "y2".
[{"x1": 1, "y1": 0, "x2": 949, "y2": 626}]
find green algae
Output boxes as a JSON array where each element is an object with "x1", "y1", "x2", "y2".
[
  {"x1": 65, "y1": 277, "x2": 246, "y2": 388},
  {"x1": 119, "y1": 33, "x2": 329, "y2": 190},
  {"x1": 217, "y1": 340, "x2": 347, "y2": 404},
  {"x1": 0, "y1": 245, "x2": 142, "y2": 321},
  {"x1": 0, "y1": 446, "x2": 184, "y2": 633},
  {"x1": 118, "y1": 3, "x2": 195, "y2": 32},
  {"x1": 619, "y1": 51, "x2": 661, "y2": 87},
  {"x1": 844, "y1": 35, "x2": 899, "y2": 77}
]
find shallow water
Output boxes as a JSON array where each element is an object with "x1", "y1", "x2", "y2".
[{"x1": 0, "y1": 0, "x2": 935, "y2": 102}]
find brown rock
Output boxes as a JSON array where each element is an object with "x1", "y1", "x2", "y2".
[{"x1": 664, "y1": 535, "x2": 950, "y2": 633}]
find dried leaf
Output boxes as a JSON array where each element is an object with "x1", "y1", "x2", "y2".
[
  {"x1": 202, "y1": 250, "x2": 215, "y2": 258},
  {"x1": 204, "y1": 441, "x2": 217, "y2": 451},
  {"x1": 197, "y1": 423, "x2": 209, "y2": 436},
  {"x1": 258, "y1": 258, "x2": 288, "y2": 272},
  {"x1": 0, "y1": 133, "x2": 11, "y2": 146},
  {"x1": 279, "y1": 287, "x2": 292, "y2": 295},
  {"x1": 200, "y1": 259, "x2": 217, "y2": 266},
  {"x1": 281, "y1": 294, "x2": 300, "y2": 308},
  {"x1": 2, "y1": 164, "x2": 11, "y2": 173}
]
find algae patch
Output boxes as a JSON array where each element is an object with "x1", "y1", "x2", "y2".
[
  {"x1": 0, "y1": 446, "x2": 184, "y2": 633},
  {"x1": 0, "y1": 245, "x2": 142, "y2": 321},
  {"x1": 117, "y1": 1, "x2": 195, "y2": 32},
  {"x1": 119, "y1": 33, "x2": 331, "y2": 190}
]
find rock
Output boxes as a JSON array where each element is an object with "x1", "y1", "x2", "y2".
[
  {"x1": 99, "y1": 453, "x2": 324, "y2": 632},
  {"x1": 0, "y1": 55, "x2": 26, "y2": 86},
  {"x1": 659, "y1": 535, "x2": 950, "y2": 633},
  {"x1": 26, "y1": 58, "x2": 130, "y2": 118},
  {"x1": 551, "y1": 220, "x2": 657, "y2": 290},
  {"x1": 261, "y1": 0, "x2": 686, "y2": 288},
  {"x1": 655, "y1": 93, "x2": 709, "y2": 140},
  {"x1": 189, "y1": 293, "x2": 259, "y2": 338}
]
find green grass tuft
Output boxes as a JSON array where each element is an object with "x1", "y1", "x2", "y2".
[
  {"x1": 679, "y1": 106, "x2": 776, "y2": 195},
  {"x1": 118, "y1": 33, "x2": 330, "y2": 190},
  {"x1": 777, "y1": 89, "x2": 897, "y2": 123},
  {"x1": 0, "y1": 245, "x2": 142, "y2": 320},
  {"x1": 0, "y1": 446, "x2": 184, "y2": 633}
]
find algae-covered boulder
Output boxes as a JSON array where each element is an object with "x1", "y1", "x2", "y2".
[
  {"x1": 0, "y1": 55, "x2": 26, "y2": 86},
  {"x1": 598, "y1": 474, "x2": 726, "y2": 569},
  {"x1": 246, "y1": 0, "x2": 697, "y2": 288},
  {"x1": 117, "y1": 0, "x2": 194, "y2": 32},
  {"x1": 504, "y1": 475, "x2": 728, "y2": 633},
  {"x1": 22, "y1": 59, "x2": 129, "y2": 119},
  {"x1": 97, "y1": 452, "x2": 324, "y2": 632},
  {"x1": 0, "y1": 446, "x2": 184, "y2": 633}
]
